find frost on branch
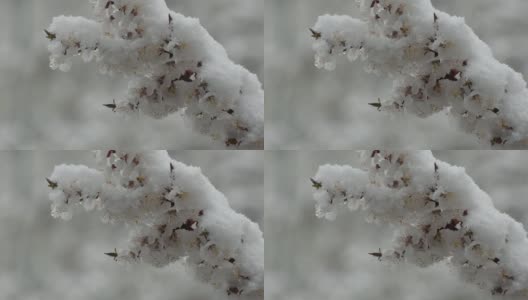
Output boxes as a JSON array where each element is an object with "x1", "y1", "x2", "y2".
[
  {"x1": 311, "y1": 150, "x2": 528, "y2": 296},
  {"x1": 311, "y1": 0, "x2": 528, "y2": 148},
  {"x1": 45, "y1": 0, "x2": 264, "y2": 149},
  {"x1": 47, "y1": 150, "x2": 264, "y2": 299}
]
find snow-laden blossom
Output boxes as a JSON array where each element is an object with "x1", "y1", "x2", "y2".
[
  {"x1": 311, "y1": 0, "x2": 528, "y2": 148},
  {"x1": 47, "y1": 150, "x2": 264, "y2": 299},
  {"x1": 311, "y1": 150, "x2": 528, "y2": 296},
  {"x1": 45, "y1": 0, "x2": 264, "y2": 149}
]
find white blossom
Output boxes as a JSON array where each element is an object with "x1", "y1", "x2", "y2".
[
  {"x1": 47, "y1": 150, "x2": 264, "y2": 299},
  {"x1": 311, "y1": 150, "x2": 528, "y2": 296},
  {"x1": 311, "y1": 0, "x2": 528, "y2": 148},
  {"x1": 45, "y1": 0, "x2": 264, "y2": 149}
]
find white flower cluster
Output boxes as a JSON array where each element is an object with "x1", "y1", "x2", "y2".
[
  {"x1": 311, "y1": 0, "x2": 528, "y2": 148},
  {"x1": 45, "y1": 0, "x2": 264, "y2": 149},
  {"x1": 47, "y1": 150, "x2": 264, "y2": 299},
  {"x1": 311, "y1": 150, "x2": 528, "y2": 296}
]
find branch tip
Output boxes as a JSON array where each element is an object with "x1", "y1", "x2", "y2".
[
  {"x1": 368, "y1": 248, "x2": 382, "y2": 260},
  {"x1": 44, "y1": 29, "x2": 56, "y2": 40},
  {"x1": 310, "y1": 178, "x2": 322, "y2": 189},
  {"x1": 309, "y1": 28, "x2": 321, "y2": 39},
  {"x1": 104, "y1": 248, "x2": 118, "y2": 260},
  {"x1": 368, "y1": 99, "x2": 382, "y2": 111},
  {"x1": 103, "y1": 99, "x2": 117, "y2": 111},
  {"x1": 46, "y1": 178, "x2": 58, "y2": 189}
]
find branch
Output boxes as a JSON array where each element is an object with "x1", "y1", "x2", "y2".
[
  {"x1": 48, "y1": 150, "x2": 264, "y2": 299},
  {"x1": 311, "y1": 0, "x2": 528, "y2": 148},
  {"x1": 46, "y1": 0, "x2": 264, "y2": 149},
  {"x1": 311, "y1": 150, "x2": 528, "y2": 297}
]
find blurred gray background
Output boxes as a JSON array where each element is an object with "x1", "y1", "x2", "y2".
[
  {"x1": 265, "y1": 0, "x2": 528, "y2": 149},
  {"x1": 265, "y1": 151, "x2": 528, "y2": 300},
  {"x1": 0, "y1": 151, "x2": 263, "y2": 300},
  {"x1": 0, "y1": 0, "x2": 263, "y2": 149}
]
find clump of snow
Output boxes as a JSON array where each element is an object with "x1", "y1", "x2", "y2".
[
  {"x1": 311, "y1": 0, "x2": 528, "y2": 148},
  {"x1": 47, "y1": 150, "x2": 264, "y2": 299},
  {"x1": 46, "y1": 0, "x2": 264, "y2": 149},
  {"x1": 311, "y1": 150, "x2": 528, "y2": 296}
]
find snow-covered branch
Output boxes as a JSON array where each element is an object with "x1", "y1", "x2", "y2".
[
  {"x1": 47, "y1": 150, "x2": 264, "y2": 299},
  {"x1": 311, "y1": 0, "x2": 528, "y2": 148},
  {"x1": 311, "y1": 150, "x2": 528, "y2": 296},
  {"x1": 45, "y1": 0, "x2": 264, "y2": 149}
]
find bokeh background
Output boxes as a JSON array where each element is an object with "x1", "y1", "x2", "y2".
[
  {"x1": 0, "y1": 0, "x2": 263, "y2": 149},
  {"x1": 0, "y1": 151, "x2": 263, "y2": 300},
  {"x1": 266, "y1": 151, "x2": 528, "y2": 300},
  {"x1": 265, "y1": 0, "x2": 528, "y2": 149}
]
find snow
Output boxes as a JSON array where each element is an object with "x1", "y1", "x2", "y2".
[
  {"x1": 312, "y1": 164, "x2": 367, "y2": 220},
  {"x1": 48, "y1": 163, "x2": 104, "y2": 220},
  {"x1": 46, "y1": 0, "x2": 263, "y2": 149},
  {"x1": 312, "y1": 150, "x2": 528, "y2": 296},
  {"x1": 48, "y1": 150, "x2": 264, "y2": 299},
  {"x1": 311, "y1": 0, "x2": 528, "y2": 148}
]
